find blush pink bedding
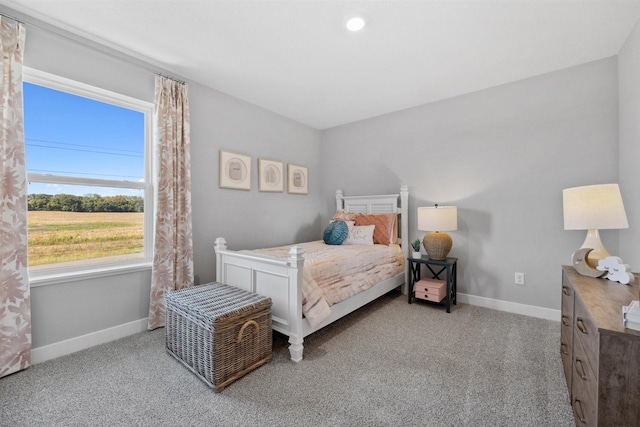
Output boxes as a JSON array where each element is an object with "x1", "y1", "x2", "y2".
[{"x1": 250, "y1": 241, "x2": 404, "y2": 327}]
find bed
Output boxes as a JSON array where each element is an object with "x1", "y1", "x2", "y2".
[{"x1": 214, "y1": 185, "x2": 409, "y2": 362}]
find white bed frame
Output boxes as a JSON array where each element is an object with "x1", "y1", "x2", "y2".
[{"x1": 214, "y1": 185, "x2": 409, "y2": 362}]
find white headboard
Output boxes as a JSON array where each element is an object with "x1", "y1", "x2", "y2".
[{"x1": 335, "y1": 186, "x2": 409, "y2": 274}]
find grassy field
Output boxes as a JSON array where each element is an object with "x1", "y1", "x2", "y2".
[{"x1": 28, "y1": 211, "x2": 144, "y2": 267}]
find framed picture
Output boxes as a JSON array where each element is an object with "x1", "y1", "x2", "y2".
[
  {"x1": 287, "y1": 163, "x2": 308, "y2": 195},
  {"x1": 258, "y1": 158, "x2": 284, "y2": 192},
  {"x1": 219, "y1": 150, "x2": 251, "y2": 190}
]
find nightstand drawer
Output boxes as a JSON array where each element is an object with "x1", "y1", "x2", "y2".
[
  {"x1": 415, "y1": 279, "x2": 445, "y2": 299},
  {"x1": 415, "y1": 289, "x2": 445, "y2": 302}
]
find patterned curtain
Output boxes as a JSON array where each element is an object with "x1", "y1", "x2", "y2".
[
  {"x1": 0, "y1": 18, "x2": 29, "y2": 378},
  {"x1": 148, "y1": 76, "x2": 194, "y2": 330}
]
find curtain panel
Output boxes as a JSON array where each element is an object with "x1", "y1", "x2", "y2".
[
  {"x1": 148, "y1": 76, "x2": 194, "y2": 330},
  {"x1": 0, "y1": 18, "x2": 29, "y2": 378}
]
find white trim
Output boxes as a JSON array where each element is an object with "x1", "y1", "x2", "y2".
[
  {"x1": 28, "y1": 294, "x2": 559, "y2": 364},
  {"x1": 24, "y1": 67, "x2": 153, "y2": 112},
  {"x1": 457, "y1": 293, "x2": 561, "y2": 322},
  {"x1": 27, "y1": 173, "x2": 145, "y2": 190},
  {"x1": 23, "y1": 67, "x2": 155, "y2": 278},
  {"x1": 29, "y1": 261, "x2": 151, "y2": 287},
  {"x1": 31, "y1": 318, "x2": 149, "y2": 364}
]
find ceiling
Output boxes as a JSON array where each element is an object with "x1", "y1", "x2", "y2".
[{"x1": 3, "y1": 0, "x2": 640, "y2": 130}]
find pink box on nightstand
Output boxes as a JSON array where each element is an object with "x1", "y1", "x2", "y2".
[{"x1": 414, "y1": 278, "x2": 446, "y2": 302}]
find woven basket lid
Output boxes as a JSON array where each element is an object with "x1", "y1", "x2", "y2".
[{"x1": 166, "y1": 282, "x2": 271, "y2": 325}]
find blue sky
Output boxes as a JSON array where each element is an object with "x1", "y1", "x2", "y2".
[{"x1": 24, "y1": 82, "x2": 145, "y2": 196}]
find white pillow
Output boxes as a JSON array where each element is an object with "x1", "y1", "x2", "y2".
[{"x1": 343, "y1": 224, "x2": 375, "y2": 245}]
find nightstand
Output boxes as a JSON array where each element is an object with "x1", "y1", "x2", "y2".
[{"x1": 407, "y1": 256, "x2": 457, "y2": 313}]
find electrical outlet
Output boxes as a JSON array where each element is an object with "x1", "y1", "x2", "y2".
[{"x1": 515, "y1": 272, "x2": 525, "y2": 285}]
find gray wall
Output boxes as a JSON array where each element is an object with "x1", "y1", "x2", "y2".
[
  {"x1": 23, "y1": 23, "x2": 322, "y2": 348},
  {"x1": 189, "y1": 85, "x2": 322, "y2": 286},
  {"x1": 619, "y1": 19, "x2": 640, "y2": 269},
  {"x1": 320, "y1": 58, "x2": 619, "y2": 310},
  {"x1": 16, "y1": 9, "x2": 633, "y2": 351}
]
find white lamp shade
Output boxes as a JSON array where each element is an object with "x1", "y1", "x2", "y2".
[
  {"x1": 563, "y1": 184, "x2": 628, "y2": 230},
  {"x1": 418, "y1": 206, "x2": 457, "y2": 232}
]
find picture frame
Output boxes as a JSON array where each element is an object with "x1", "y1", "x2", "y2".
[
  {"x1": 287, "y1": 163, "x2": 308, "y2": 195},
  {"x1": 219, "y1": 150, "x2": 251, "y2": 190},
  {"x1": 258, "y1": 158, "x2": 284, "y2": 192}
]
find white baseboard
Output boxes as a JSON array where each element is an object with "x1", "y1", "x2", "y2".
[
  {"x1": 30, "y1": 293, "x2": 559, "y2": 364},
  {"x1": 31, "y1": 318, "x2": 149, "y2": 364},
  {"x1": 458, "y1": 293, "x2": 560, "y2": 322}
]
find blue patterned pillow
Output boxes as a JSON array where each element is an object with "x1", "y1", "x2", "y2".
[{"x1": 323, "y1": 220, "x2": 349, "y2": 245}]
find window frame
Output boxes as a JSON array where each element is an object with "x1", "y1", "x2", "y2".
[{"x1": 24, "y1": 68, "x2": 154, "y2": 286}]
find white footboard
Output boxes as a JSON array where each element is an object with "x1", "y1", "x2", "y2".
[{"x1": 214, "y1": 237, "x2": 306, "y2": 362}]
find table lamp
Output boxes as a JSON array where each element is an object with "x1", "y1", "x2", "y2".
[
  {"x1": 562, "y1": 183, "x2": 628, "y2": 267},
  {"x1": 418, "y1": 205, "x2": 457, "y2": 260}
]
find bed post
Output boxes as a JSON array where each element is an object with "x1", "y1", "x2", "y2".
[
  {"x1": 335, "y1": 189, "x2": 344, "y2": 211},
  {"x1": 287, "y1": 245, "x2": 305, "y2": 362},
  {"x1": 400, "y1": 185, "x2": 409, "y2": 294},
  {"x1": 214, "y1": 237, "x2": 227, "y2": 283}
]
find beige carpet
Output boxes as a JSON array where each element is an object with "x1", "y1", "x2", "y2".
[{"x1": 0, "y1": 291, "x2": 574, "y2": 426}]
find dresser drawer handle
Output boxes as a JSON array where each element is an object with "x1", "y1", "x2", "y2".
[
  {"x1": 575, "y1": 358, "x2": 588, "y2": 380},
  {"x1": 561, "y1": 315, "x2": 570, "y2": 327},
  {"x1": 562, "y1": 286, "x2": 570, "y2": 296},
  {"x1": 561, "y1": 343, "x2": 570, "y2": 355},
  {"x1": 574, "y1": 398, "x2": 587, "y2": 424},
  {"x1": 576, "y1": 317, "x2": 588, "y2": 334}
]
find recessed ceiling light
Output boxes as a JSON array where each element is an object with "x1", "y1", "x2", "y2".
[{"x1": 346, "y1": 17, "x2": 365, "y2": 32}]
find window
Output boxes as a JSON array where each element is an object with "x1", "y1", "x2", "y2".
[{"x1": 24, "y1": 68, "x2": 153, "y2": 282}]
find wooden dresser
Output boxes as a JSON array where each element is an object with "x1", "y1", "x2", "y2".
[{"x1": 561, "y1": 266, "x2": 640, "y2": 426}]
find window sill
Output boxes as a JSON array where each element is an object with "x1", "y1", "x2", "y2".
[{"x1": 29, "y1": 262, "x2": 153, "y2": 288}]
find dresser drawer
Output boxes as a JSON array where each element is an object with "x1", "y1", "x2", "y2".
[
  {"x1": 560, "y1": 276, "x2": 574, "y2": 394},
  {"x1": 560, "y1": 303, "x2": 573, "y2": 356},
  {"x1": 574, "y1": 294, "x2": 599, "y2": 376},
  {"x1": 572, "y1": 337, "x2": 598, "y2": 426},
  {"x1": 561, "y1": 279, "x2": 574, "y2": 320},
  {"x1": 560, "y1": 320, "x2": 573, "y2": 394},
  {"x1": 573, "y1": 388, "x2": 597, "y2": 427}
]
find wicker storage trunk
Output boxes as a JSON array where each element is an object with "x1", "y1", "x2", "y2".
[{"x1": 165, "y1": 282, "x2": 272, "y2": 392}]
